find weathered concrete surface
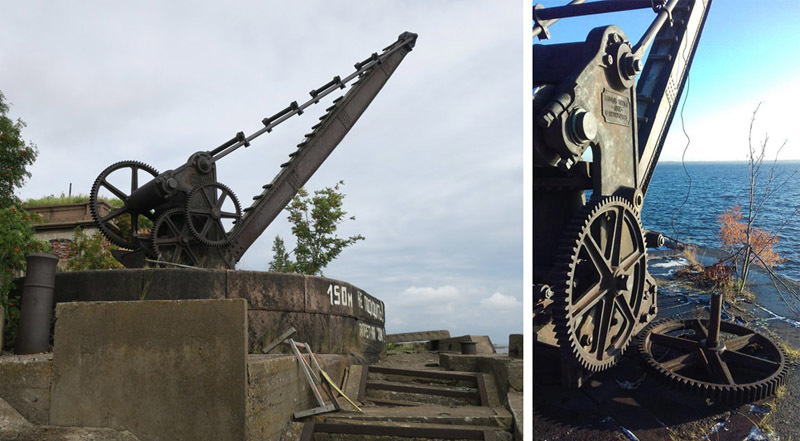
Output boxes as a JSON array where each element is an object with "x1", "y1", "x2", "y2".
[
  {"x1": 16, "y1": 269, "x2": 386, "y2": 359},
  {"x1": 433, "y1": 335, "x2": 495, "y2": 354},
  {"x1": 386, "y1": 330, "x2": 450, "y2": 344},
  {"x1": 228, "y1": 271, "x2": 305, "y2": 311},
  {"x1": 248, "y1": 311, "x2": 384, "y2": 362},
  {"x1": 0, "y1": 397, "x2": 140, "y2": 441},
  {"x1": 247, "y1": 353, "x2": 346, "y2": 441},
  {"x1": 507, "y1": 391, "x2": 523, "y2": 441},
  {"x1": 50, "y1": 299, "x2": 247, "y2": 441},
  {"x1": 0, "y1": 353, "x2": 52, "y2": 424},
  {"x1": 508, "y1": 334, "x2": 523, "y2": 359},
  {"x1": 440, "y1": 354, "x2": 523, "y2": 397}
]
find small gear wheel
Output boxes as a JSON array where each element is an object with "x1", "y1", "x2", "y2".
[
  {"x1": 185, "y1": 182, "x2": 242, "y2": 246},
  {"x1": 152, "y1": 208, "x2": 209, "y2": 267},
  {"x1": 639, "y1": 318, "x2": 788, "y2": 404},
  {"x1": 90, "y1": 160, "x2": 160, "y2": 250},
  {"x1": 552, "y1": 196, "x2": 650, "y2": 372}
]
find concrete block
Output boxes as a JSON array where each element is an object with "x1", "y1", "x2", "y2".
[
  {"x1": 386, "y1": 330, "x2": 450, "y2": 344},
  {"x1": 76, "y1": 269, "x2": 143, "y2": 301},
  {"x1": 227, "y1": 271, "x2": 304, "y2": 311},
  {"x1": 246, "y1": 353, "x2": 345, "y2": 441},
  {"x1": 508, "y1": 334, "x2": 523, "y2": 359},
  {"x1": 439, "y1": 354, "x2": 523, "y2": 395},
  {"x1": 50, "y1": 299, "x2": 247, "y2": 441},
  {"x1": 0, "y1": 353, "x2": 52, "y2": 424},
  {"x1": 305, "y1": 276, "x2": 385, "y2": 324},
  {"x1": 141, "y1": 269, "x2": 226, "y2": 300},
  {"x1": 434, "y1": 335, "x2": 495, "y2": 354},
  {"x1": 342, "y1": 365, "x2": 364, "y2": 401}
]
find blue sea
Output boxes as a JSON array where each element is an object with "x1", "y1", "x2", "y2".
[{"x1": 641, "y1": 161, "x2": 800, "y2": 281}]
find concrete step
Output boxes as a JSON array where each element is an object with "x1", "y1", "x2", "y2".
[
  {"x1": 302, "y1": 420, "x2": 513, "y2": 441},
  {"x1": 324, "y1": 405, "x2": 513, "y2": 429},
  {"x1": 363, "y1": 379, "x2": 481, "y2": 407}
]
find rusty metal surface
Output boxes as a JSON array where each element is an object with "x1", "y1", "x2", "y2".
[
  {"x1": 16, "y1": 253, "x2": 59, "y2": 355},
  {"x1": 89, "y1": 32, "x2": 417, "y2": 269},
  {"x1": 639, "y1": 316, "x2": 789, "y2": 404},
  {"x1": 533, "y1": 0, "x2": 738, "y2": 402}
]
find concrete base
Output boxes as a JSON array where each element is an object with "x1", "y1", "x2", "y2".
[
  {"x1": 433, "y1": 335, "x2": 496, "y2": 354},
  {"x1": 50, "y1": 299, "x2": 248, "y2": 441},
  {"x1": 247, "y1": 354, "x2": 346, "y2": 440},
  {"x1": 0, "y1": 353, "x2": 52, "y2": 425},
  {"x1": 0, "y1": 397, "x2": 139, "y2": 440},
  {"x1": 440, "y1": 354, "x2": 523, "y2": 397},
  {"x1": 14, "y1": 269, "x2": 386, "y2": 361}
]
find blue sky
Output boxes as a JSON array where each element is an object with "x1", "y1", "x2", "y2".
[{"x1": 536, "y1": 1, "x2": 800, "y2": 161}]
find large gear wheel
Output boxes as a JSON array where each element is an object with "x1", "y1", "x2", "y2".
[
  {"x1": 151, "y1": 208, "x2": 209, "y2": 267},
  {"x1": 552, "y1": 196, "x2": 650, "y2": 372},
  {"x1": 186, "y1": 182, "x2": 242, "y2": 246},
  {"x1": 639, "y1": 318, "x2": 788, "y2": 404},
  {"x1": 90, "y1": 160, "x2": 160, "y2": 250}
]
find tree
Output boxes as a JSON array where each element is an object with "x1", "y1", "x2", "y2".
[
  {"x1": 716, "y1": 104, "x2": 795, "y2": 295},
  {"x1": 268, "y1": 236, "x2": 294, "y2": 273},
  {"x1": 64, "y1": 227, "x2": 124, "y2": 271},
  {"x1": 0, "y1": 91, "x2": 49, "y2": 349},
  {"x1": 269, "y1": 181, "x2": 364, "y2": 276}
]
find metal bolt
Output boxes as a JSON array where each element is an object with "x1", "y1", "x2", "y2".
[
  {"x1": 557, "y1": 157, "x2": 575, "y2": 172},
  {"x1": 568, "y1": 109, "x2": 597, "y2": 144},
  {"x1": 538, "y1": 111, "x2": 556, "y2": 128},
  {"x1": 604, "y1": 54, "x2": 614, "y2": 66},
  {"x1": 615, "y1": 273, "x2": 633, "y2": 292}
]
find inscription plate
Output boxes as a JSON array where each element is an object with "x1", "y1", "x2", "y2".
[{"x1": 602, "y1": 89, "x2": 631, "y2": 126}]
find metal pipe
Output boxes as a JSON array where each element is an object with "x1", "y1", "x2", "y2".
[
  {"x1": 633, "y1": 0, "x2": 680, "y2": 58},
  {"x1": 536, "y1": 0, "x2": 655, "y2": 21},
  {"x1": 15, "y1": 253, "x2": 58, "y2": 355},
  {"x1": 533, "y1": 0, "x2": 587, "y2": 40},
  {"x1": 707, "y1": 292, "x2": 722, "y2": 349}
]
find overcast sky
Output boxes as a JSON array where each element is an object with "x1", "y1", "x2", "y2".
[{"x1": 1, "y1": 2, "x2": 523, "y2": 345}]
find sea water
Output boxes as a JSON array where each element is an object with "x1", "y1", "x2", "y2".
[{"x1": 642, "y1": 161, "x2": 800, "y2": 281}]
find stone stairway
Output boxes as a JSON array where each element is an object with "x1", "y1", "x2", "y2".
[{"x1": 292, "y1": 352, "x2": 515, "y2": 440}]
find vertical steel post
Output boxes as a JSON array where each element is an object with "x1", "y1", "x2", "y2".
[
  {"x1": 707, "y1": 292, "x2": 722, "y2": 349},
  {"x1": 16, "y1": 253, "x2": 58, "y2": 354}
]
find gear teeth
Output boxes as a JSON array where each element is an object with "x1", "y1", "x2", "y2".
[
  {"x1": 638, "y1": 318, "x2": 788, "y2": 405},
  {"x1": 90, "y1": 160, "x2": 159, "y2": 250},
  {"x1": 550, "y1": 196, "x2": 648, "y2": 373},
  {"x1": 186, "y1": 183, "x2": 242, "y2": 247}
]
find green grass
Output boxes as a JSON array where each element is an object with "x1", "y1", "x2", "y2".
[{"x1": 23, "y1": 193, "x2": 123, "y2": 208}]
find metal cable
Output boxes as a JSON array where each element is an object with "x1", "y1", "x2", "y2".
[{"x1": 670, "y1": 74, "x2": 692, "y2": 240}]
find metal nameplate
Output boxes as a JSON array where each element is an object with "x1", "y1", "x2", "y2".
[{"x1": 602, "y1": 89, "x2": 630, "y2": 126}]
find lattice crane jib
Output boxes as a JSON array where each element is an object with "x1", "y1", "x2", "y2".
[
  {"x1": 89, "y1": 32, "x2": 417, "y2": 269},
  {"x1": 533, "y1": 1, "x2": 713, "y2": 377}
]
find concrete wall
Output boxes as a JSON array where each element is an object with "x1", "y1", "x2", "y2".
[
  {"x1": 247, "y1": 354, "x2": 346, "y2": 440},
  {"x1": 16, "y1": 269, "x2": 386, "y2": 361},
  {"x1": 0, "y1": 353, "x2": 52, "y2": 425},
  {"x1": 50, "y1": 299, "x2": 248, "y2": 441}
]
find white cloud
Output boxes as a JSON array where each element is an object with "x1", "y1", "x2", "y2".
[
  {"x1": 480, "y1": 292, "x2": 521, "y2": 310},
  {"x1": 0, "y1": 1, "x2": 523, "y2": 345}
]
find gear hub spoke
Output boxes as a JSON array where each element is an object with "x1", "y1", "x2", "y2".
[
  {"x1": 639, "y1": 318, "x2": 788, "y2": 404},
  {"x1": 186, "y1": 182, "x2": 242, "y2": 246},
  {"x1": 552, "y1": 196, "x2": 650, "y2": 372},
  {"x1": 90, "y1": 160, "x2": 160, "y2": 250}
]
